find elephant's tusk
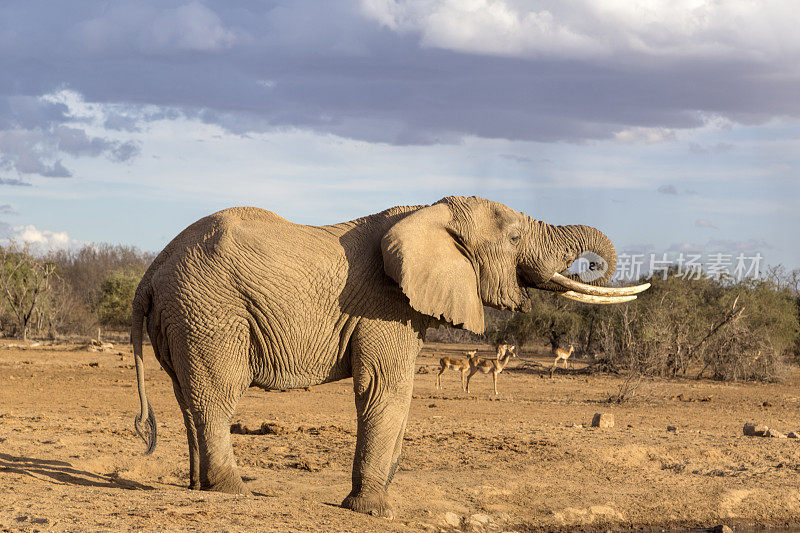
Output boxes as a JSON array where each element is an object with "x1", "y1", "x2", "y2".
[
  {"x1": 550, "y1": 272, "x2": 650, "y2": 297},
  {"x1": 558, "y1": 291, "x2": 638, "y2": 304}
]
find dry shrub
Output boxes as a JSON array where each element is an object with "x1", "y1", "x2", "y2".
[
  {"x1": 425, "y1": 324, "x2": 485, "y2": 344},
  {"x1": 485, "y1": 268, "x2": 799, "y2": 383},
  {"x1": 591, "y1": 273, "x2": 797, "y2": 381}
]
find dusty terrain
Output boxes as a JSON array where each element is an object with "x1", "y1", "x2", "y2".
[{"x1": 2, "y1": 340, "x2": 800, "y2": 532}]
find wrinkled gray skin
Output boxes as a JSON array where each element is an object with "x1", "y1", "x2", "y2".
[{"x1": 130, "y1": 196, "x2": 617, "y2": 518}]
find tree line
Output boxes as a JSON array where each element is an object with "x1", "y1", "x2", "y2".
[
  {"x1": 481, "y1": 266, "x2": 800, "y2": 382},
  {"x1": 0, "y1": 244, "x2": 152, "y2": 340},
  {"x1": 2, "y1": 243, "x2": 798, "y2": 382}
]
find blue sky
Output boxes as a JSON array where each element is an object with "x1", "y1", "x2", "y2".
[{"x1": 1, "y1": 1, "x2": 798, "y2": 272}]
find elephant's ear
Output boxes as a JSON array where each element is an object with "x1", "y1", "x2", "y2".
[{"x1": 381, "y1": 203, "x2": 484, "y2": 334}]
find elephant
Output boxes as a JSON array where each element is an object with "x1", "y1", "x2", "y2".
[{"x1": 130, "y1": 195, "x2": 649, "y2": 518}]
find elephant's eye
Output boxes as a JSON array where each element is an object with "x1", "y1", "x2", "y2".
[{"x1": 509, "y1": 234, "x2": 521, "y2": 245}]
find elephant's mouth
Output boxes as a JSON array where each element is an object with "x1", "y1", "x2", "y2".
[
  {"x1": 513, "y1": 271, "x2": 534, "y2": 312},
  {"x1": 516, "y1": 265, "x2": 650, "y2": 305}
]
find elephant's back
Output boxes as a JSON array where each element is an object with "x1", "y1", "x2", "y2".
[
  {"x1": 140, "y1": 206, "x2": 347, "y2": 327},
  {"x1": 181, "y1": 206, "x2": 294, "y2": 247},
  {"x1": 146, "y1": 206, "x2": 341, "y2": 290}
]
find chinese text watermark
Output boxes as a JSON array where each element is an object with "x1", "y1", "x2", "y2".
[{"x1": 611, "y1": 252, "x2": 763, "y2": 282}]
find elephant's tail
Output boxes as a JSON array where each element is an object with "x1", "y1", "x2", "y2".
[{"x1": 131, "y1": 289, "x2": 157, "y2": 455}]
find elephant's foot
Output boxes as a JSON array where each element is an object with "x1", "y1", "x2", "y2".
[
  {"x1": 341, "y1": 485, "x2": 395, "y2": 519},
  {"x1": 202, "y1": 473, "x2": 250, "y2": 495}
]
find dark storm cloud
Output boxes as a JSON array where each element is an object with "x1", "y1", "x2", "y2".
[
  {"x1": 103, "y1": 113, "x2": 141, "y2": 132},
  {"x1": 0, "y1": 95, "x2": 141, "y2": 182},
  {"x1": 0, "y1": 96, "x2": 70, "y2": 130},
  {"x1": 0, "y1": 121, "x2": 140, "y2": 180},
  {"x1": 56, "y1": 126, "x2": 118, "y2": 157},
  {"x1": 109, "y1": 141, "x2": 142, "y2": 162},
  {"x1": 0, "y1": 178, "x2": 32, "y2": 186},
  {"x1": 1, "y1": 1, "x2": 799, "y2": 148},
  {"x1": 56, "y1": 126, "x2": 141, "y2": 162},
  {"x1": 16, "y1": 157, "x2": 72, "y2": 178}
]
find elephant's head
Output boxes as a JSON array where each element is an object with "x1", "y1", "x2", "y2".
[{"x1": 381, "y1": 196, "x2": 649, "y2": 334}]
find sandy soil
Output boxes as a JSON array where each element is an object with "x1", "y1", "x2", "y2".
[{"x1": 2, "y1": 340, "x2": 800, "y2": 532}]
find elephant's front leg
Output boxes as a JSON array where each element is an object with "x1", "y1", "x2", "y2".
[
  {"x1": 342, "y1": 343, "x2": 416, "y2": 519},
  {"x1": 385, "y1": 408, "x2": 409, "y2": 490},
  {"x1": 343, "y1": 378, "x2": 413, "y2": 518}
]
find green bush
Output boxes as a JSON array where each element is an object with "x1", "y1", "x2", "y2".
[{"x1": 96, "y1": 267, "x2": 145, "y2": 328}]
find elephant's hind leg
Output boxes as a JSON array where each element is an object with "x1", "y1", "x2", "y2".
[
  {"x1": 171, "y1": 378, "x2": 200, "y2": 489},
  {"x1": 177, "y1": 341, "x2": 251, "y2": 495},
  {"x1": 188, "y1": 381, "x2": 250, "y2": 494}
]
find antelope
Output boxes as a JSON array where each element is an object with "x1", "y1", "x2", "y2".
[
  {"x1": 551, "y1": 345, "x2": 574, "y2": 376},
  {"x1": 495, "y1": 344, "x2": 516, "y2": 360},
  {"x1": 466, "y1": 349, "x2": 516, "y2": 395},
  {"x1": 436, "y1": 350, "x2": 477, "y2": 391}
]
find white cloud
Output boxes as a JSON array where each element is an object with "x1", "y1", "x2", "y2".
[
  {"x1": 2, "y1": 225, "x2": 82, "y2": 252},
  {"x1": 364, "y1": 0, "x2": 598, "y2": 57},
  {"x1": 695, "y1": 218, "x2": 717, "y2": 229},
  {"x1": 614, "y1": 126, "x2": 676, "y2": 144},
  {"x1": 361, "y1": 0, "x2": 800, "y2": 61}
]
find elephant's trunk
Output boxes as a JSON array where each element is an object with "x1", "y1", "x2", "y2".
[
  {"x1": 560, "y1": 223, "x2": 617, "y2": 286},
  {"x1": 520, "y1": 219, "x2": 649, "y2": 303}
]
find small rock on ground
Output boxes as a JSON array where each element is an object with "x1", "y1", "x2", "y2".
[
  {"x1": 591, "y1": 413, "x2": 614, "y2": 428},
  {"x1": 260, "y1": 422, "x2": 287, "y2": 435},
  {"x1": 291, "y1": 460, "x2": 323, "y2": 472},
  {"x1": 469, "y1": 513, "x2": 491, "y2": 525},
  {"x1": 230, "y1": 421, "x2": 288, "y2": 435},
  {"x1": 788, "y1": 431, "x2": 799, "y2": 439},
  {"x1": 667, "y1": 425, "x2": 677, "y2": 432},
  {"x1": 743, "y1": 422, "x2": 769, "y2": 436},
  {"x1": 766, "y1": 428, "x2": 787, "y2": 438},
  {"x1": 467, "y1": 513, "x2": 493, "y2": 531},
  {"x1": 442, "y1": 512, "x2": 461, "y2": 528},
  {"x1": 710, "y1": 525, "x2": 733, "y2": 533}
]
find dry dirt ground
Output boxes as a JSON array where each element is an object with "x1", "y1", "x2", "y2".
[{"x1": 2, "y1": 340, "x2": 800, "y2": 532}]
